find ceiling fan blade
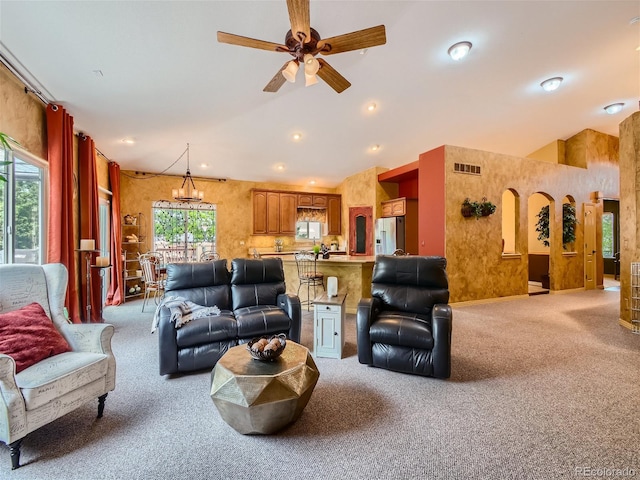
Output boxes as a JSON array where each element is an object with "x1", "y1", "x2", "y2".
[
  {"x1": 263, "y1": 62, "x2": 290, "y2": 93},
  {"x1": 316, "y1": 59, "x2": 351, "y2": 93},
  {"x1": 286, "y1": 0, "x2": 311, "y2": 43},
  {"x1": 319, "y1": 25, "x2": 386, "y2": 55},
  {"x1": 217, "y1": 31, "x2": 287, "y2": 52}
]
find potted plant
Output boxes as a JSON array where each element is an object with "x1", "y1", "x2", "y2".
[
  {"x1": 461, "y1": 198, "x2": 482, "y2": 219},
  {"x1": 0, "y1": 132, "x2": 19, "y2": 183},
  {"x1": 535, "y1": 203, "x2": 578, "y2": 250},
  {"x1": 480, "y1": 197, "x2": 497, "y2": 217},
  {"x1": 312, "y1": 244, "x2": 321, "y2": 258}
]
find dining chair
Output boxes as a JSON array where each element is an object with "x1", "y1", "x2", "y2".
[
  {"x1": 138, "y1": 253, "x2": 166, "y2": 312},
  {"x1": 200, "y1": 251, "x2": 220, "y2": 261},
  {"x1": 294, "y1": 250, "x2": 324, "y2": 311}
]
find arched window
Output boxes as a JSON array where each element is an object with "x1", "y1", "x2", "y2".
[{"x1": 501, "y1": 189, "x2": 519, "y2": 253}]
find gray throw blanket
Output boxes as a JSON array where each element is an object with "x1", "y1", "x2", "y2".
[{"x1": 151, "y1": 295, "x2": 220, "y2": 333}]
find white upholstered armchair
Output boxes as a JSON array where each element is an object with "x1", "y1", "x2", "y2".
[{"x1": 0, "y1": 264, "x2": 116, "y2": 469}]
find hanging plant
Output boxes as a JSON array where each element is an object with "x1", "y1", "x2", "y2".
[
  {"x1": 480, "y1": 197, "x2": 497, "y2": 217},
  {"x1": 462, "y1": 197, "x2": 496, "y2": 219},
  {"x1": 535, "y1": 203, "x2": 578, "y2": 250}
]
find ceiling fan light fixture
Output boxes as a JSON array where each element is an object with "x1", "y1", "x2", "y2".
[
  {"x1": 305, "y1": 73, "x2": 318, "y2": 87},
  {"x1": 604, "y1": 103, "x2": 624, "y2": 115},
  {"x1": 448, "y1": 41, "x2": 472, "y2": 61},
  {"x1": 282, "y1": 60, "x2": 299, "y2": 83},
  {"x1": 540, "y1": 77, "x2": 563, "y2": 92},
  {"x1": 303, "y1": 54, "x2": 320, "y2": 75}
]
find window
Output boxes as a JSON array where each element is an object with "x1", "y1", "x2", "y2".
[
  {"x1": 296, "y1": 221, "x2": 322, "y2": 240},
  {"x1": 602, "y1": 212, "x2": 614, "y2": 259},
  {"x1": 0, "y1": 146, "x2": 47, "y2": 264},
  {"x1": 152, "y1": 201, "x2": 216, "y2": 262}
]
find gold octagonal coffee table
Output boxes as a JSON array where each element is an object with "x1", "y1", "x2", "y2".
[{"x1": 210, "y1": 341, "x2": 320, "y2": 434}]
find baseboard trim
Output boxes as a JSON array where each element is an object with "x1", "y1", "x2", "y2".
[
  {"x1": 618, "y1": 318, "x2": 639, "y2": 333},
  {"x1": 451, "y1": 294, "x2": 529, "y2": 308}
]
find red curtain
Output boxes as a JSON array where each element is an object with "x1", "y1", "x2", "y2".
[
  {"x1": 78, "y1": 135, "x2": 102, "y2": 322},
  {"x1": 46, "y1": 104, "x2": 81, "y2": 323},
  {"x1": 106, "y1": 162, "x2": 123, "y2": 306}
]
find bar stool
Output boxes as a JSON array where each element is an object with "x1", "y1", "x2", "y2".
[{"x1": 295, "y1": 250, "x2": 325, "y2": 311}]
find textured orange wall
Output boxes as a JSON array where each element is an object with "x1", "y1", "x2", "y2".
[
  {"x1": 443, "y1": 136, "x2": 618, "y2": 302},
  {"x1": 418, "y1": 146, "x2": 446, "y2": 256},
  {"x1": 0, "y1": 64, "x2": 47, "y2": 159}
]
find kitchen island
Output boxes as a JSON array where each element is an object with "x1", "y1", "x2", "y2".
[{"x1": 280, "y1": 255, "x2": 376, "y2": 313}]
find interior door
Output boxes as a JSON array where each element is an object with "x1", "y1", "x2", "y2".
[
  {"x1": 349, "y1": 206, "x2": 373, "y2": 256},
  {"x1": 584, "y1": 203, "x2": 596, "y2": 289}
]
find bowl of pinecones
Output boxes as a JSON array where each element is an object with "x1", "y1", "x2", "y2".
[{"x1": 247, "y1": 334, "x2": 286, "y2": 361}]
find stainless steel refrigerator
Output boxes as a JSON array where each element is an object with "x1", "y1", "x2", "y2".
[{"x1": 375, "y1": 216, "x2": 406, "y2": 255}]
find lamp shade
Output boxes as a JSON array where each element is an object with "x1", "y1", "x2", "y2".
[
  {"x1": 305, "y1": 73, "x2": 318, "y2": 87},
  {"x1": 282, "y1": 61, "x2": 299, "y2": 83},
  {"x1": 303, "y1": 54, "x2": 320, "y2": 75}
]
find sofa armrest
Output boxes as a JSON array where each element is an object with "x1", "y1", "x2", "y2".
[
  {"x1": 0, "y1": 355, "x2": 27, "y2": 443},
  {"x1": 431, "y1": 304, "x2": 452, "y2": 379},
  {"x1": 60, "y1": 323, "x2": 115, "y2": 355},
  {"x1": 356, "y1": 297, "x2": 381, "y2": 365},
  {"x1": 277, "y1": 293, "x2": 301, "y2": 343},
  {"x1": 157, "y1": 305, "x2": 180, "y2": 375},
  {"x1": 60, "y1": 323, "x2": 117, "y2": 390}
]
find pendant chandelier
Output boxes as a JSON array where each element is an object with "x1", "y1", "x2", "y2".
[{"x1": 172, "y1": 143, "x2": 204, "y2": 202}]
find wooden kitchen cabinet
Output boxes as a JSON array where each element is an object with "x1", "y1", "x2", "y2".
[
  {"x1": 253, "y1": 190, "x2": 280, "y2": 234},
  {"x1": 297, "y1": 194, "x2": 327, "y2": 208},
  {"x1": 382, "y1": 197, "x2": 416, "y2": 217},
  {"x1": 279, "y1": 193, "x2": 297, "y2": 234},
  {"x1": 327, "y1": 195, "x2": 341, "y2": 235},
  {"x1": 253, "y1": 189, "x2": 342, "y2": 235}
]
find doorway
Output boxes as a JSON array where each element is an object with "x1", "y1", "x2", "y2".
[
  {"x1": 348, "y1": 206, "x2": 373, "y2": 256},
  {"x1": 584, "y1": 203, "x2": 596, "y2": 290},
  {"x1": 602, "y1": 199, "x2": 620, "y2": 278}
]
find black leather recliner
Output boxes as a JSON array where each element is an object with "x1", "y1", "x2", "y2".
[
  {"x1": 157, "y1": 258, "x2": 301, "y2": 375},
  {"x1": 356, "y1": 255, "x2": 452, "y2": 378}
]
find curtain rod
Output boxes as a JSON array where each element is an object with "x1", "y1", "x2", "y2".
[{"x1": 0, "y1": 44, "x2": 52, "y2": 105}]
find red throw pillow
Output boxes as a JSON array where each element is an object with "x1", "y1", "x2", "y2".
[{"x1": 0, "y1": 302, "x2": 72, "y2": 373}]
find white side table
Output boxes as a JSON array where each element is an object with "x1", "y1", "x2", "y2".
[{"x1": 313, "y1": 292, "x2": 346, "y2": 359}]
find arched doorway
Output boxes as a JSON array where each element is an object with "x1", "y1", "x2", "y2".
[{"x1": 528, "y1": 192, "x2": 554, "y2": 293}]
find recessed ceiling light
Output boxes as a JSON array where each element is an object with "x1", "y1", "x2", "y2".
[
  {"x1": 121, "y1": 138, "x2": 135, "y2": 144},
  {"x1": 604, "y1": 103, "x2": 624, "y2": 115},
  {"x1": 367, "y1": 103, "x2": 377, "y2": 112},
  {"x1": 630, "y1": 16, "x2": 640, "y2": 25},
  {"x1": 636, "y1": 45, "x2": 640, "y2": 51},
  {"x1": 371, "y1": 144, "x2": 380, "y2": 152},
  {"x1": 292, "y1": 133, "x2": 302, "y2": 141},
  {"x1": 309, "y1": 180, "x2": 316, "y2": 185},
  {"x1": 360, "y1": 49, "x2": 368, "y2": 55},
  {"x1": 200, "y1": 163, "x2": 209, "y2": 168},
  {"x1": 540, "y1": 77, "x2": 563, "y2": 92},
  {"x1": 276, "y1": 164, "x2": 285, "y2": 171},
  {"x1": 447, "y1": 41, "x2": 472, "y2": 61}
]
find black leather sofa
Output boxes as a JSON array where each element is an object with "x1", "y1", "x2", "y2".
[
  {"x1": 157, "y1": 258, "x2": 301, "y2": 375},
  {"x1": 356, "y1": 255, "x2": 452, "y2": 378}
]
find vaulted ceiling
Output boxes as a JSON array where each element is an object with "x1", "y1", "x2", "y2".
[{"x1": 1, "y1": 1, "x2": 638, "y2": 187}]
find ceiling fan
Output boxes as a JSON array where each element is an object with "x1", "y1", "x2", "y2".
[{"x1": 217, "y1": 0, "x2": 386, "y2": 94}]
